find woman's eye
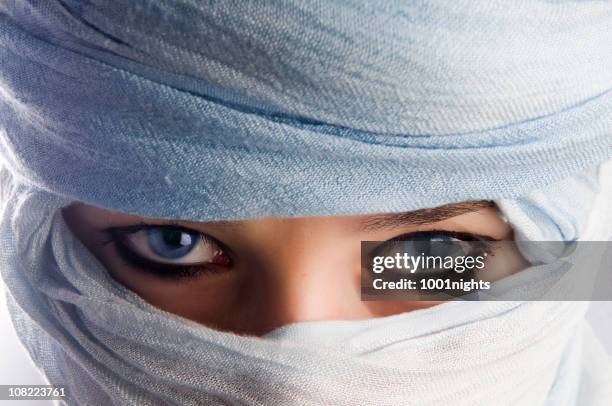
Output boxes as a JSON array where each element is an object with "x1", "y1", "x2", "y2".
[
  {"x1": 106, "y1": 225, "x2": 232, "y2": 271},
  {"x1": 372, "y1": 230, "x2": 494, "y2": 275}
]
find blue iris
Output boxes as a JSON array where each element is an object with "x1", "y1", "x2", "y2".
[
  {"x1": 388, "y1": 232, "x2": 479, "y2": 260},
  {"x1": 146, "y1": 228, "x2": 198, "y2": 259}
]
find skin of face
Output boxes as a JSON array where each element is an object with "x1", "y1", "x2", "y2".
[{"x1": 62, "y1": 202, "x2": 528, "y2": 336}]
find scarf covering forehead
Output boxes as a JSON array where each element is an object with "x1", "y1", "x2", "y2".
[
  {"x1": 0, "y1": 0, "x2": 611, "y2": 220},
  {"x1": 1, "y1": 1, "x2": 612, "y2": 406}
]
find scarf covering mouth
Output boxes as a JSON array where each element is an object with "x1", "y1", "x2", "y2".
[
  {"x1": 0, "y1": 1, "x2": 612, "y2": 405},
  {"x1": 0, "y1": 180, "x2": 611, "y2": 406}
]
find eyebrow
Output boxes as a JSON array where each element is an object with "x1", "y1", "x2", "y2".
[{"x1": 360, "y1": 201, "x2": 495, "y2": 231}]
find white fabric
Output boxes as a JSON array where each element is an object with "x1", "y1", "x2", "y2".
[{"x1": 0, "y1": 163, "x2": 609, "y2": 405}]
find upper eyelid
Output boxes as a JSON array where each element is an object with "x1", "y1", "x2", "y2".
[
  {"x1": 101, "y1": 225, "x2": 497, "y2": 241},
  {"x1": 100, "y1": 225, "x2": 497, "y2": 255},
  {"x1": 375, "y1": 231, "x2": 498, "y2": 261},
  {"x1": 100, "y1": 223, "x2": 237, "y2": 259},
  {"x1": 387, "y1": 229, "x2": 498, "y2": 242},
  {"x1": 102, "y1": 221, "x2": 190, "y2": 234}
]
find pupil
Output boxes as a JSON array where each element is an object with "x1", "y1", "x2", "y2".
[{"x1": 163, "y1": 229, "x2": 186, "y2": 247}]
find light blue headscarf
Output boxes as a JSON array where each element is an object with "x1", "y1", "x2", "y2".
[
  {"x1": 0, "y1": 1, "x2": 611, "y2": 405},
  {"x1": 0, "y1": 0, "x2": 610, "y2": 221}
]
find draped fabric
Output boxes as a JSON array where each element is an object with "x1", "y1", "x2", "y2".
[
  {"x1": 0, "y1": 0, "x2": 610, "y2": 220},
  {"x1": 1, "y1": 1, "x2": 612, "y2": 405},
  {"x1": 1, "y1": 175, "x2": 611, "y2": 405}
]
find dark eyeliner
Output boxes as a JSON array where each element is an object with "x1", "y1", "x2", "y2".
[
  {"x1": 99, "y1": 224, "x2": 232, "y2": 279},
  {"x1": 388, "y1": 230, "x2": 498, "y2": 257},
  {"x1": 373, "y1": 230, "x2": 498, "y2": 278},
  {"x1": 388, "y1": 230, "x2": 497, "y2": 243}
]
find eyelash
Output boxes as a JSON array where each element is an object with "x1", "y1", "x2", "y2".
[
  {"x1": 101, "y1": 223, "x2": 232, "y2": 280},
  {"x1": 374, "y1": 230, "x2": 497, "y2": 276},
  {"x1": 101, "y1": 225, "x2": 497, "y2": 280},
  {"x1": 389, "y1": 230, "x2": 496, "y2": 243}
]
